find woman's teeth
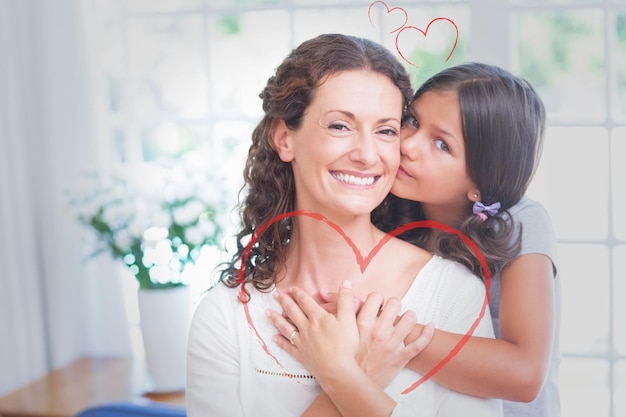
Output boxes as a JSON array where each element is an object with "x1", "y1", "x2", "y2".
[{"x1": 332, "y1": 172, "x2": 376, "y2": 186}]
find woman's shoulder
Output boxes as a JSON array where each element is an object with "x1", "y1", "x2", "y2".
[
  {"x1": 409, "y1": 255, "x2": 487, "y2": 303},
  {"x1": 387, "y1": 233, "x2": 432, "y2": 261},
  {"x1": 425, "y1": 255, "x2": 484, "y2": 283},
  {"x1": 403, "y1": 255, "x2": 493, "y2": 336},
  {"x1": 427, "y1": 256, "x2": 490, "y2": 307},
  {"x1": 192, "y1": 281, "x2": 239, "y2": 323},
  {"x1": 378, "y1": 233, "x2": 433, "y2": 271}
]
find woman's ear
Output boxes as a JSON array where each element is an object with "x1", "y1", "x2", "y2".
[{"x1": 271, "y1": 120, "x2": 294, "y2": 162}]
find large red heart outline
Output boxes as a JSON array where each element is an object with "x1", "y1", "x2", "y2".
[
  {"x1": 237, "y1": 210, "x2": 491, "y2": 394},
  {"x1": 368, "y1": 1, "x2": 459, "y2": 68}
]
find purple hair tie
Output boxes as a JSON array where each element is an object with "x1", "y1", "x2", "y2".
[{"x1": 473, "y1": 201, "x2": 501, "y2": 221}]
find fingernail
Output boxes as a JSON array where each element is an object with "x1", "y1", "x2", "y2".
[
  {"x1": 342, "y1": 280, "x2": 352, "y2": 289},
  {"x1": 265, "y1": 309, "x2": 271, "y2": 318},
  {"x1": 273, "y1": 291, "x2": 279, "y2": 299}
]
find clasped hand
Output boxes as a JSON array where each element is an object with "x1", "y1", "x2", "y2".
[{"x1": 266, "y1": 281, "x2": 434, "y2": 388}]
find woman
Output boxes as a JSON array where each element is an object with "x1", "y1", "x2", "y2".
[{"x1": 186, "y1": 35, "x2": 501, "y2": 417}]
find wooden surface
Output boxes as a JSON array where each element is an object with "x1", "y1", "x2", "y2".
[{"x1": 0, "y1": 357, "x2": 185, "y2": 417}]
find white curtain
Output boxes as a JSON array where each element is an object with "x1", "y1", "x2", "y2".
[{"x1": 0, "y1": 0, "x2": 131, "y2": 396}]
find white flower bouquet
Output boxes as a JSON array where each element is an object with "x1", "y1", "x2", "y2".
[{"x1": 67, "y1": 165, "x2": 229, "y2": 289}]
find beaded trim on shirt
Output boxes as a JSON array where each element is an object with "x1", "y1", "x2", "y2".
[{"x1": 255, "y1": 368, "x2": 316, "y2": 379}]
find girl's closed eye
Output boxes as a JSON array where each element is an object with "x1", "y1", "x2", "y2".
[
  {"x1": 402, "y1": 114, "x2": 419, "y2": 129},
  {"x1": 434, "y1": 138, "x2": 450, "y2": 153}
]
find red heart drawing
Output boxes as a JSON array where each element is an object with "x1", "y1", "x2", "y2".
[
  {"x1": 368, "y1": 0, "x2": 409, "y2": 34},
  {"x1": 238, "y1": 210, "x2": 490, "y2": 394},
  {"x1": 395, "y1": 18, "x2": 459, "y2": 68}
]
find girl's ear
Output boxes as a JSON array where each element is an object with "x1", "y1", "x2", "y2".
[
  {"x1": 271, "y1": 120, "x2": 295, "y2": 162},
  {"x1": 468, "y1": 189, "x2": 481, "y2": 202}
]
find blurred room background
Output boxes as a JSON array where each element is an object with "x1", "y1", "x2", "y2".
[{"x1": 0, "y1": 0, "x2": 624, "y2": 415}]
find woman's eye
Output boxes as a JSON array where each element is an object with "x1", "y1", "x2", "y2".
[
  {"x1": 328, "y1": 122, "x2": 349, "y2": 131},
  {"x1": 434, "y1": 138, "x2": 450, "y2": 153},
  {"x1": 378, "y1": 128, "x2": 399, "y2": 137}
]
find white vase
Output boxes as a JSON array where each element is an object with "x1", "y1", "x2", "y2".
[{"x1": 137, "y1": 285, "x2": 191, "y2": 393}]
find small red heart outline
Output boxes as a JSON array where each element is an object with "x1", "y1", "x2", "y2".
[
  {"x1": 395, "y1": 18, "x2": 459, "y2": 68},
  {"x1": 237, "y1": 210, "x2": 491, "y2": 394},
  {"x1": 368, "y1": 0, "x2": 409, "y2": 34}
]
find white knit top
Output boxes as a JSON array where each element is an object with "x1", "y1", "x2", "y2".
[{"x1": 187, "y1": 255, "x2": 502, "y2": 417}]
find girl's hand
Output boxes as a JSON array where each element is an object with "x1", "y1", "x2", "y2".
[
  {"x1": 318, "y1": 288, "x2": 363, "y2": 315},
  {"x1": 354, "y1": 293, "x2": 434, "y2": 387}
]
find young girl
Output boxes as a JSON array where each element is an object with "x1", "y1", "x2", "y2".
[{"x1": 270, "y1": 62, "x2": 559, "y2": 417}]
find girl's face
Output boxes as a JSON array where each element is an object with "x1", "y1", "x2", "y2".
[
  {"x1": 273, "y1": 69, "x2": 403, "y2": 220},
  {"x1": 392, "y1": 90, "x2": 478, "y2": 223}
]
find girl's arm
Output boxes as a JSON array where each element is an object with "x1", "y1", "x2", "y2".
[
  {"x1": 313, "y1": 254, "x2": 555, "y2": 402},
  {"x1": 403, "y1": 253, "x2": 555, "y2": 401}
]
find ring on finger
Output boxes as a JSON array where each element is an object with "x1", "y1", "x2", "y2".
[{"x1": 289, "y1": 328, "x2": 298, "y2": 345}]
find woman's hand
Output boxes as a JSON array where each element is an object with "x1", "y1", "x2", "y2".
[
  {"x1": 267, "y1": 282, "x2": 434, "y2": 387},
  {"x1": 268, "y1": 280, "x2": 360, "y2": 379}
]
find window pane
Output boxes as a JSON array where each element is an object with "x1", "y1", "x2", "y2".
[
  {"x1": 292, "y1": 5, "x2": 469, "y2": 87},
  {"x1": 560, "y1": 358, "x2": 610, "y2": 417},
  {"x1": 613, "y1": 128, "x2": 626, "y2": 240},
  {"x1": 92, "y1": 12, "x2": 125, "y2": 115},
  {"x1": 293, "y1": 7, "x2": 381, "y2": 44},
  {"x1": 113, "y1": 128, "x2": 128, "y2": 163},
  {"x1": 616, "y1": 360, "x2": 626, "y2": 417},
  {"x1": 381, "y1": 5, "x2": 469, "y2": 87},
  {"x1": 517, "y1": 10, "x2": 605, "y2": 123},
  {"x1": 127, "y1": 0, "x2": 202, "y2": 12},
  {"x1": 127, "y1": 16, "x2": 209, "y2": 118},
  {"x1": 513, "y1": 0, "x2": 601, "y2": 3},
  {"x1": 614, "y1": 245, "x2": 626, "y2": 355},
  {"x1": 291, "y1": 0, "x2": 463, "y2": 4},
  {"x1": 527, "y1": 127, "x2": 609, "y2": 240},
  {"x1": 208, "y1": 0, "x2": 282, "y2": 6},
  {"x1": 212, "y1": 120, "x2": 255, "y2": 187},
  {"x1": 208, "y1": 11, "x2": 291, "y2": 118},
  {"x1": 140, "y1": 123, "x2": 210, "y2": 163},
  {"x1": 559, "y1": 244, "x2": 609, "y2": 354},
  {"x1": 614, "y1": 13, "x2": 626, "y2": 122}
]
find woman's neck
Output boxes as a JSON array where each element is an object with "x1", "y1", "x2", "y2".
[{"x1": 276, "y1": 214, "x2": 383, "y2": 299}]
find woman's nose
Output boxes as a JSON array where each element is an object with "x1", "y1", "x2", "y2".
[{"x1": 350, "y1": 132, "x2": 379, "y2": 166}]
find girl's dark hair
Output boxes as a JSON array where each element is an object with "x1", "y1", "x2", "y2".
[
  {"x1": 220, "y1": 34, "x2": 413, "y2": 297},
  {"x1": 374, "y1": 62, "x2": 546, "y2": 279}
]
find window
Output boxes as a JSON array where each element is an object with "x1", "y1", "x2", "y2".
[
  {"x1": 513, "y1": 3, "x2": 625, "y2": 416},
  {"x1": 84, "y1": 0, "x2": 626, "y2": 415}
]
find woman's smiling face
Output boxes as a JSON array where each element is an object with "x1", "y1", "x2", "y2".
[
  {"x1": 393, "y1": 90, "x2": 477, "y2": 223},
  {"x1": 272, "y1": 69, "x2": 404, "y2": 220}
]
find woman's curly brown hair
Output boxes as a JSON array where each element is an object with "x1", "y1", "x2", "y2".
[{"x1": 219, "y1": 34, "x2": 413, "y2": 299}]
